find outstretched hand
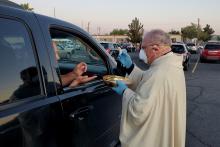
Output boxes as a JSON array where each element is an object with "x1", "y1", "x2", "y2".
[
  {"x1": 69, "y1": 75, "x2": 97, "y2": 88},
  {"x1": 73, "y1": 62, "x2": 87, "y2": 77}
]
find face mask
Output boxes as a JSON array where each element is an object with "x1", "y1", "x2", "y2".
[{"x1": 140, "y1": 49, "x2": 148, "y2": 64}]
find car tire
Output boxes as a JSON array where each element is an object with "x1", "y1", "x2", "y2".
[
  {"x1": 183, "y1": 65, "x2": 188, "y2": 71},
  {"x1": 200, "y1": 57, "x2": 205, "y2": 63}
]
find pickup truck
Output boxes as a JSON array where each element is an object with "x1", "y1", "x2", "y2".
[{"x1": 0, "y1": 1, "x2": 122, "y2": 147}]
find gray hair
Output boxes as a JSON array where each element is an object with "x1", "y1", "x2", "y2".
[{"x1": 144, "y1": 29, "x2": 171, "y2": 46}]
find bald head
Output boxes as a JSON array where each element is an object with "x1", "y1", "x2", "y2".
[
  {"x1": 142, "y1": 29, "x2": 172, "y2": 64},
  {"x1": 143, "y1": 29, "x2": 171, "y2": 46}
]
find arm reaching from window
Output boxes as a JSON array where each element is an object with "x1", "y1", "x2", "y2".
[
  {"x1": 61, "y1": 62, "x2": 87, "y2": 87},
  {"x1": 69, "y1": 75, "x2": 97, "y2": 88}
]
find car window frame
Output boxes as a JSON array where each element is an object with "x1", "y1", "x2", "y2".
[
  {"x1": 49, "y1": 26, "x2": 111, "y2": 93},
  {"x1": 0, "y1": 16, "x2": 46, "y2": 110}
]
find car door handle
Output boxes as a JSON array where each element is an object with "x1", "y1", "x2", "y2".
[{"x1": 69, "y1": 105, "x2": 94, "y2": 120}]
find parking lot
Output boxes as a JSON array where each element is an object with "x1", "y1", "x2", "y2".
[{"x1": 129, "y1": 52, "x2": 220, "y2": 147}]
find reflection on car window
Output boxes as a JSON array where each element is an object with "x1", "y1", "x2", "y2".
[
  {"x1": 51, "y1": 30, "x2": 105, "y2": 66},
  {"x1": 50, "y1": 29, "x2": 108, "y2": 87},
  {"x1": 0, "y1": 18, "x2": 41, "y2": 104}
]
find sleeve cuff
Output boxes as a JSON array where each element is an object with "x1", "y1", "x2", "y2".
[
  {"x1": 126, "y1": 63, "x2": 135, "y2": 75},
  {"x1": 123, "y1": 88, "x2": 136, "y2": 101}
]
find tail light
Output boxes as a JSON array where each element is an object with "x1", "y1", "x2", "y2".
[{"x1": 201, "y1": 49, "x2": 208, "y2": 56}]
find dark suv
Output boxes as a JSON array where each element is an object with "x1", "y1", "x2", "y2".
[{"x1": 0, "y1": 2, "x2": 122, "y2": 147}]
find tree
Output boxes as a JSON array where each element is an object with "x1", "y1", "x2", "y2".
[
  {"x1": 110, "y1": 29, "x2": 128, "y2": 35},
  {"x1": 203, "y1": 24, "x2": 215, "y2": 41},
  {"x1": 169, "y1": 29, "x2": 180, "y2": 35},
  {"x1": 20, "y1": 3, "x2": 33, "y2": 11},
  {"x1": 127, "y1": 17, "x2": 144, "y2": 44},
  {"x1": 198, "y1": 31, "x2": 209, "y2": 42},
  {"x1": 181, "y1": 23, "x2": 215, "y2": 42},
  {"x1": 203, "y1": 24, "x2": 215, "y2": 35},
  {"x1": 217, "y1": 36, "x2": 220, "y2": 41},
  {"x1": 181, "y1": 23, "x2": 198, "y2": 39}
]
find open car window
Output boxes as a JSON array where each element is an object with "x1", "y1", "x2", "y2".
[
  {"x1": 50, "y1": 29, "x2": 108, "y2": 91},
  {"x1": 171, "y1": 45, "x2": 186, "y2": 54}
]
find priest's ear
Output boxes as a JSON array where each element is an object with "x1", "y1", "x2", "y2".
[{"x1": 152, "y1": 45, "x2": 160, "y2": 52}]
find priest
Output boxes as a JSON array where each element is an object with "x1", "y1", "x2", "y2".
[{"x1": 113, "y1": 29, "x2": 186, "y2": 147}]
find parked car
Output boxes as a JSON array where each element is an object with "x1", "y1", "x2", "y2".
[
  {"x1": 121, "y1": 43, "x2": 136, "y2": 52},
  {"x1": 0, "y1": 2, "x2": 122, "y2": 147},
  {"x1": 200, "y1": 42, "x2": 220, "y2": 62},
  {"x1": 186, "y1": 43, "x2": 197, "y2": 54},
  {"x1": 100, "y1": 41, "x2": 120, "y2": 59},
  {"x1": 171, "y1": 43, "x2": 191, "y2": 71},
  {"x1": 54, "y1": 40, "x2": 76, "y2": 59}
]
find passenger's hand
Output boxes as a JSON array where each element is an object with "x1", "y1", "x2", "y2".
[
  {"x1": 73, "y1": 62, "x2": 87, "y2": 76},
  {"x1": 69, "y1": 75, "x2": 97, "y2": 88},
  {"x1": 118, "y1": 49, "x2": 133, "y2": 69},
  {"x1": 112, "y1": 80, "x2": 128, "y2": 95}
]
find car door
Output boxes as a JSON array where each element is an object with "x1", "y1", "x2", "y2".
[
  {"x1": 0, "y1": 9, "x2": 64, "y2": 147},
  {"x1": 49, "y1": 28, "x2": 122, "y2": 147}
]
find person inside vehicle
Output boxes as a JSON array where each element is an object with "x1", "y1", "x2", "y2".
[{"x1": 52, "y1": 41, "x2": 97, "y2": 88}]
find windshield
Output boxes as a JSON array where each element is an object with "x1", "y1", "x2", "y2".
[
  {"x1": 205, "y1": 44, "x2": 220, "y2": 50},
  {"x1": 100, "y1": 43, "x2": 108, "y2": 49},
  {"x1": 171, "y1": 45, "x2": 185, "y2": 54},
  {"x1": 187, "y1": 43, "x2": 195, "y2": 46}
]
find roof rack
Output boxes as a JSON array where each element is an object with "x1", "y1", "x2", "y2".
[{"x1": 0, "y1": 0, "x2": 23, "y2": 9}]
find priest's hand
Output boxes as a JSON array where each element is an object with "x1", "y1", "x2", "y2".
[
  {"x1": 118, "y1": 49, "x2": 133, "y2": 69},
  {"x1": 112, "y1": 80, "x2": 128, "y2": 95}
]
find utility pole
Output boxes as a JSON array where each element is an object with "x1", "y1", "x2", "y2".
[
  {"x1": 198, "y1": 18, "x2": 200, "y2": 28},
  {"x1": 97, "y1": 27, "x2": 101, "y2": 35},
  {"x1": 53, "y1": 7, "x2": 56, "y2": 17},
  {"x1": 197, "y1": 18, "x2": 200, "y2": 45},
  {"x1": 81, "y1": 21, "x2": 84, "y2": 30},
  {"x1": 87, "y1": 22, "x2": 90, "y2": 33}
]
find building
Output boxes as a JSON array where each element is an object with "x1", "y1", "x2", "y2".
[
  {"x1": 93, "y1": 35, "x2": 129, "y2": 43},
  {"x1": 93, "y1": 34, "x2": 183, "y2": 44},
  {"x1": 169, "y1": 34, "x2": 183, "y2": 43}
]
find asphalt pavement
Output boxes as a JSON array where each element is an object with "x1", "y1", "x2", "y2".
[{"x1": 129, "y1": 52, "x2": 220, "y2": 147}]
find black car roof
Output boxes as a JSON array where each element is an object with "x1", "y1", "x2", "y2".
[
  {"x1": 0, "y1": 1, "x2": 89, "y2": 37},
  {"x1": 0, "y1": 0, "x2": 23, "y2": 10}
]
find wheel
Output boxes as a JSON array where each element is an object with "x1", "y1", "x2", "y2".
[
  {"x1": 183, "y1": 64, "x2": 188, "y2": 71},
  {"x1": 200, "y1": 57, "x2": 205, "y2": 63}
]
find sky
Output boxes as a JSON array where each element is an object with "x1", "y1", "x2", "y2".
[{"x1": 11, "y1": 0, "x2": 220, "y2": 35}]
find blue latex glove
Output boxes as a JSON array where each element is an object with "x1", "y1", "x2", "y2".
[
  {"x1": 112, "y1": 80, "x2": 128, "y2": 95},
  {"x1": 118, "y1": 49, "x2": 133, "y2": 69}
]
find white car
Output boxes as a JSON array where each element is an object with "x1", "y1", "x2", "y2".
[
  {"x1": 171, "y1": 43, "x2": 191, "y2": 71},
  {"x1": 139, "y1": 49, "x2": 147, "y2": 63},
  {"x1": 186, "y1": 43, "x2": 197, "y2": 54}
]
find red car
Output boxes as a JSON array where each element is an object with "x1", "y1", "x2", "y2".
[{"x1": 200, "y1": 42, "x2": 220, "y2": 62}]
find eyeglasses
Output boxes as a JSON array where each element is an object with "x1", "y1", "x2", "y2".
[{"x1": 142, "y1": 44, "x2": 170, "y2": 49}]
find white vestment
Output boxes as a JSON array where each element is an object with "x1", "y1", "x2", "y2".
[{"x1": 120, "y1": 52, "x2": 186, "y2": 147}]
